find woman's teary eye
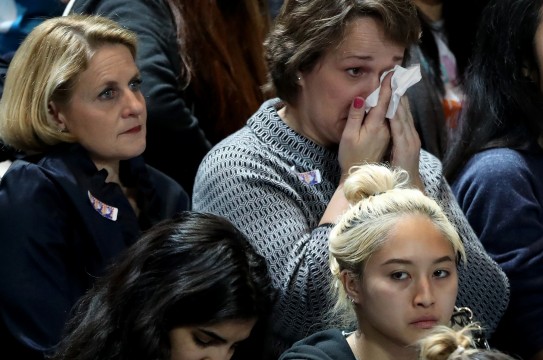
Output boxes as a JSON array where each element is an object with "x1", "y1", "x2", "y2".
[
  {"x1": 98, "y1": 88, "x2": 115, "y2": 100},
  {"x1": 390, "y1": 271, "x2": 409, "y2": 280},
  {"x1": 129, "y1": 78, "x2": 142, "y2": 91},
  {"x1": 347, "y1": 68, "x2": 362, "y2": 77}
]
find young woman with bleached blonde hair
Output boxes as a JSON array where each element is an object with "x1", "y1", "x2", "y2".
[{"x1": 281, "y1": 163, "x2": 465, "y2": 360}]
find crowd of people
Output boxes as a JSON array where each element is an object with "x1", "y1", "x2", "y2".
[
  {"x1": 192, "y1": 0, "x2": 507, "y2": 357},
  {"x1": 0, "y1": 0, "x2": 541, "y2": 359}
]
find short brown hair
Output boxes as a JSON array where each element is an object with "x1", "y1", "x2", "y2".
[{"x1": 264, "y1": 0, "x2": 421, "y2": 104}]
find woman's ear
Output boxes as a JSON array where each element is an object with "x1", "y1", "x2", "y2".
[
  {"x1": 340, "y1": 269, "x2": 362, "y2": 305},
  {"x1": 295, "y1": 72, "x2": 304, "y2": 86},
  {"x1": 48, "y1": 101, "x2": 67, "y2": 132}
]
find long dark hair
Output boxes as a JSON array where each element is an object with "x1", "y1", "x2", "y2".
[
  {"x1": 50, "y1": 212, "x2": 276, "y2": 360},
  {"x1": 443, "y1": 0, "x2": 543, "y2": 182},
  {"x1": 166, "y1": 0, "x2": 271, "y2": 144}
]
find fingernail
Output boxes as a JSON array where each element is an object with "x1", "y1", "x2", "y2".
[{"x1": 353, "y1": 97, "x2": 364, "y2": 109}]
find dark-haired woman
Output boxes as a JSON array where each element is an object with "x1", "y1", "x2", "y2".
[
  {"x1": 444, "y1": 0, "x2": 543, "y2": 358},
  {"x1": 51, "y1": 212, "x2": 276, "y2": 360}
]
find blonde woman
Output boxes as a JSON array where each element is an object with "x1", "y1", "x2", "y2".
[
  {"x1": 280, "y1": 163, "x2": 465, "y2": 360},
  {"x1": 0, "y1": 15, "x2": 188, "y2": 358},
  {"x1": 65, "y1": 0, "x2": 272, "y2": 195}
]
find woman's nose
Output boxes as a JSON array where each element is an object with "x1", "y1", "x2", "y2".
[
  {"x1": 413, "y1": 278, "x2": 435, "y2": 308},
  {"x1": 122, "y1": 90, "x2": 145, "y2": 118}
]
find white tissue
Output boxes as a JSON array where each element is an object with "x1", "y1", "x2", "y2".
[{"x1": 364, "y1": 64, "x2": 421, "y2": 118}]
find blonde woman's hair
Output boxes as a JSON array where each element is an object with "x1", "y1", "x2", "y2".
[
  {"x1": 0, "y1": 14, "x2": 137, "y2": 153},
  {"x1": 328, "y1": 163, "x2": 465, "y2": 327},
  {"x1": 418, "y1": 324, "x2": 516, "y2": 360}
]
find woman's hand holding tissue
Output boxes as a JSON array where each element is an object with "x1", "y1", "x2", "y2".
[
  {"x1": 339, "y1": 64, "x2": 423, "y2": 190},
  {"x1": 338, "y1": 72, "x2": 393, "y2": 183}
]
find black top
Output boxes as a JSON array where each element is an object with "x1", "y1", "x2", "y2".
[
  {"x1": 0, "y1": 143, "x2": 188, "y2": 358},
  {"x1": 279, "y1": 329, "x2": 356, "y2": 360}
]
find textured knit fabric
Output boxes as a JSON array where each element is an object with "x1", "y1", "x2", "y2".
[
  {"x1": 278, "y1": 329, "x2": 356, "y2": 360},
  {"x1": 0, "y1": 144, "x2": 189, "y2": 359},
  {"x1": 452, "y1": 147, "x2": 543, "y2": 359},
  {"x1": 67, "y1": 0, "x2": 212, "y2": 195},
  {"x1": 193, "y1": 98, "x2": 509, "y2": 358}
]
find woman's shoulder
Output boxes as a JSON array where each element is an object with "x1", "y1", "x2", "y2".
[
  {"x1": 200, "y1": 126, "x2": 269, "y2": 165},
  {"x1": 450, "y1": 148, "x2": 542, "y2": 207},
  {"x1": 278, "y1": 329, "x2": 355, "y2": 360},
  {"x1": 71, "y1": 0, "x2": 171, "y2": 16},
  {"x1": 460, "y1": 147, "x2": 536, "y2": 180},
  {"x1": 69, "y1": 0, "x2": 176, "y2": 42},
  {"x1": 419, "y1": 149, "x2": 443, "y2": 173},
  {"x1": 0, "y1": 157, "x2": 74, "y2": 214},
  {"x1": 2, "y1": 155, "x2": 64, "y2": 183},
  {"x1": 1, "y1": 158, "x2": 40, "y2": 181}
]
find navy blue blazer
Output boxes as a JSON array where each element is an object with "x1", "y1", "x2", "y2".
[{"x1": 0, "y1": 144, "x2": 189, "y2": 358}]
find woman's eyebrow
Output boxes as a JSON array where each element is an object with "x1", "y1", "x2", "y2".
[{"x1": 381, "y1": 255, "x2": 454, "y2": 266}]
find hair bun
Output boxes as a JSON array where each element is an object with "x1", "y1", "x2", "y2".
[
  {"x1": 418, "y1": 325, "x2": 478, "y2": 360},
  {"x1": 343, "y1": 163, "x2": 410, "y2": 205}
]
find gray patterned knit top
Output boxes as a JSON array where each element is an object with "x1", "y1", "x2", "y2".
[{"x1": 193, "y1": 98, "x2": 509, "y2": 355}]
